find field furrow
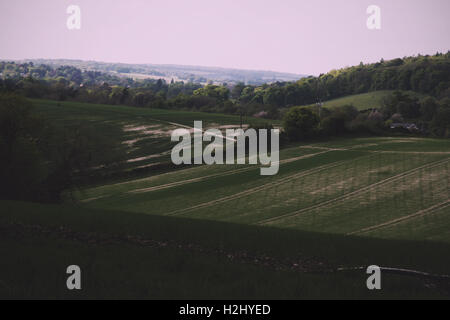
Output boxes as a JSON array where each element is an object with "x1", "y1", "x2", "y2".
[
  {"x1": 257, "y1": 158, "x2": 449, "y2": 225},
  {"x1": 348, "y1": 200, "x2": 450, "y2": 235}
]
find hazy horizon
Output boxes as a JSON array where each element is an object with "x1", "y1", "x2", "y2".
[
  {"x1": 7, "y1": 57, "x2": 306, "y2": 76},
  {"x1": 1, "y1": 0, "x2": 449, "y2": 76}
]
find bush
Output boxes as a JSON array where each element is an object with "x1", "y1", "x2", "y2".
[
  {"x1": 320, "y1": 105, "x2": 358, "y2": 136},
  {"x1": 283, "y1": 107, "x2": 319, "y2": 141}
]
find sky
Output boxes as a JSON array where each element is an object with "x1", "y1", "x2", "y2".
[{"x1": 0, "y1": 0, "x2": 449, "y2": 75}]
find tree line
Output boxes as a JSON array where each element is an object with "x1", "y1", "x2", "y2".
[{"x1": 1, "y1": 52, "x2": 448, "y2": 117}]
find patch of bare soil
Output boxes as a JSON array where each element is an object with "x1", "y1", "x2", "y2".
[
  {"x1": 309, "y1": 177, "x2": 356, "y2": 196},
  {"x1": 126, "y1": 151, "x2": 171, "y2": 163}
]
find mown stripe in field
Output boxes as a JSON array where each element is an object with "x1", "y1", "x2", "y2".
[
  {"x1": 79, "y1": 139, "x2": 449, "y2": 202},
  {"x1": 79, "y1": 148, "x2": 328, "y2": 202},
  {"x1": 256, "y1": 158, "x2": 450, "y2": 226},
  {"x1": 166, "y1": 152, "x2": 375, "y2": 216},
  {"x1": 129, "y1": 149, "x2": 332, "y2": 194},
  {"x1": 165, "y1": 152, "x2": 425, "y2": 222},
  {"x1": 166, "y1": 160, "x2": 351, "y2": 216},
  {"x1": 129, "y1": 166, "x2": 258, "y2": 194}
]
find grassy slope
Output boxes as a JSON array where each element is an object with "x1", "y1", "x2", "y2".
[
  {"x1": 310, "y1": 90, "x2": 424, "y2": 111},
  {"x1": 31, "y1": 99, "x2": 279, "y2": 178},
  {"x1": 31, "y1": 99, "x2": 277, "y2": 127},
  {"x1": 78, "y1": 136, "x2": 450, "y2": 243}
]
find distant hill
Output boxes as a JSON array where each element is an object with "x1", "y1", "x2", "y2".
[{"x1": 19, "y1": 59, "x2": 307, "y2": 85}]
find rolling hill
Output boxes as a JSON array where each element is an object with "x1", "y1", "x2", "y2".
[
  {"x1": 20, "y1": 59, "x2": 307, "y2": 85},
  {"x1": 1, "y1": 98, "x2": 449, "y2": 299}
]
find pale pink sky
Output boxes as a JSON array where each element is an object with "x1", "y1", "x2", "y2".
[{"x1": 0, "y1": 0, "x2": 449, "y2": 75}]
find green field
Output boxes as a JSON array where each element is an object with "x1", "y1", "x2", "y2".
[
  {"x1": 309, "y1": 90, "x2": 424, "y2": 111},
  {"x1": 2, "y1": 200, "x2": 450, "y2": 299},
  {"x1": 1, "y1": 99, "x2": 449, "y2": 299},
  {"x1": 31, "y1": 99, "x2": 277, "y2": 179},
  {"x1": 77, "y1": 136, "x2": 450, "y2": 243}
]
